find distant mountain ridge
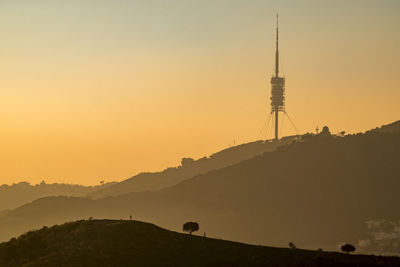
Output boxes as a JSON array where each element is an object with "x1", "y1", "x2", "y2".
[
  {"x1": 88, "y1": 120, "x2": 400, "y2": 200},
  {"x1": 0, "y1": 121, "x2": 399, "y2": 254},
  {"x1": 0, "y1": 181, "x2": 116, "y2": 212},
  {"x1": 1, "y1": 219, "x2": 399, "y2": 267},
  {"x1": 87, "y1": 135, "x2": 298, "y2": 199},
  {"x1": 0, "y1": 120, "x2": 399, "y2": 253}
]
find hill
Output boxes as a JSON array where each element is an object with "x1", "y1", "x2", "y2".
[
  {"x1": 88, "y1": 120, "x2": 400, "y2": 200},
  {"x1": 374, "y1": 120, "x2": 400, "y2": 133},
  {"x1": 0, "y1": 121, "x2": 399, "y2": 253},
  {"x1": 0, "y1": 181, "x2": 116, "y2": 212},
  {"x1": 87, "y1": 136, "x2": 296, "y2": 199},
  {"x1": 0, "y1": 219, "x2": 399, "y2": 267}
]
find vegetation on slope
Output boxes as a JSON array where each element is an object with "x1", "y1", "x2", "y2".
[{"x1": 0, "y1": 219, "x2": 399, "y2": 267}]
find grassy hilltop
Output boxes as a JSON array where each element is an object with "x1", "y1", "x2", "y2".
[{"x1": 0, "y1": 219, "x2": 399, "y2": 267}]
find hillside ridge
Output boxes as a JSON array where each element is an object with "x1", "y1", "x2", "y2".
[
  {"x1": 0, "y1": 120, "x2": 399, "y2": 254},
  {"x1": 87, "y1": 135, "x2": 298, "y2": 199},
  {"x1": 0, "y1": 219, "x2": 399, "y2": 267}
]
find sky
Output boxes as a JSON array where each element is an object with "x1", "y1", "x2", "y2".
[{"x1": 0, "y1": 0, "x2": 399, "y2": 185}]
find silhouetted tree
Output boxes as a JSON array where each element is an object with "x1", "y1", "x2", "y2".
[
  {"x1": 320, "y1": 126, "x2": 331, "y2": 136},
  {"x1": 181, "y1": 158, "x2": 195, "y2": 168},
  {"x1": 341, "y1": 244, "x2": 355, "y2": 254},
  {"x1": 183, "y1": 222, "x2": 199, "y2": 235},
  {"x1": 289, "y1": 242, "x2": 296, "y2": 249}
]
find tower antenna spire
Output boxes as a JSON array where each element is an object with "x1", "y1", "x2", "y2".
[
  {"x1": 270, "y1": 13, "x2": 285, "y2": 141},
  {"x1": 275, "y1": 13, "x2": 279, "y2": 77}
]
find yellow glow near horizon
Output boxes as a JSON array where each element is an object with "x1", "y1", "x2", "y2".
[{"x1": 0, "y1": 1, "x2": 399, "y2": 185}]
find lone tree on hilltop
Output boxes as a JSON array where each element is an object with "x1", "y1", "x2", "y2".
[
  {"x1": 183, "y1": 222, "x2": 199, "y2": 235},
  {"x1": 289, "y1": 242, "x2": 297, "y2": 249},
  {"x1": 320, "y1": 126, "x2": 331, "y2": 136},
  {"x1": 181, "y1": 158, "x2": 195, "y2": 168},
  {"x1": 341, "y1": 244, "x2": 356, "y2": 254}
]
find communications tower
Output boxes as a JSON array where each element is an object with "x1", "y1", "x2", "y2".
[{"x1": 270, "y1": 14, "x2": 285, "y2": 141}]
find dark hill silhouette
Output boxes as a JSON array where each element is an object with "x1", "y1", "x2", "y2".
[
  {"x1": 0, "y1": 219, "x2": 399, "y2": 267},
  {"x1": 0, "y1": 181, "x2": 116, "y2": 212},
  {"x1": 374, "y1": 120, "x2": 400, "y2": 133},
  {"x1": 87, "y1": 136, "x2": 297, "y2": 199},
  {"x1": 88, "y1": 121, "x2": 400, "y2": 200},
  {"x1": 0, "y1": 121, "x2": 399, "y2": 253}
]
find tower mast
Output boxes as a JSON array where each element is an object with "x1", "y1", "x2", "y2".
[
  {"x1": 270, "y1": 13, "x2": 285, "y2": 141},
  {"x1": 275, "y1": 14, "x2": 279, "y2": 77}
]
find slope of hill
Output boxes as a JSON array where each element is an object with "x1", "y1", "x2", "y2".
[
  {"x1": 88, "y1": 136, "x2": 297, "y2": 199},
  {"x1": 1, "y1": 127, "x2": 399, "y2": 254},
  {"x1": 376, "y1": 120, "x2": 400, "y2": 133},
  {"x1": 0, "y1": 181, "x2": 116, "y2": 211},
  {"x1": 0, "y1": 219, "x2": 399, "y2": 267}
]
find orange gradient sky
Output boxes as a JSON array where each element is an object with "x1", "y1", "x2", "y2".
[{"x1": 0, "y1": 0, "x2": 399, "y2": 185}]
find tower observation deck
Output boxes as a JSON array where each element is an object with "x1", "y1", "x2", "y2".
[{"x1": 270, "y1": 14, "x2": 285, "y2": 140}]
